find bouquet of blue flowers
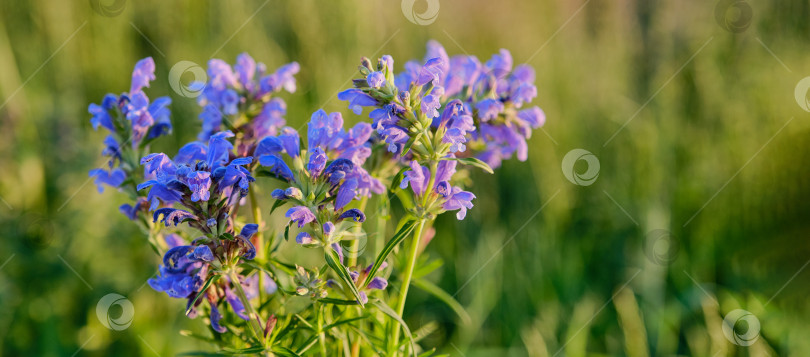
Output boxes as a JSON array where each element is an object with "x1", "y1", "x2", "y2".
[{"x1": 89, "y1": 41, "x2": 545, "y2": 356}]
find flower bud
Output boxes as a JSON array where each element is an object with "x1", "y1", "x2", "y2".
[{"x1": 285, "y1": 187, "x2": 303, "y2": 200}]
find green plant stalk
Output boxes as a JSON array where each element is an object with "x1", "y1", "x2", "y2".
[
  {"x1": 388, "y1": 218, "x2": 426, "y2": 356},
  {"x1": 347, "y1": 195, "x2": 369, "y2": 356},
  {"x1": 388, "y1": 157, "x2": 437, "y2": 355},
  {"x1": 318, "y1": 304, "x2": 327, "y2": 357},
  {"x1": 249, "y1": 189, "x2": 265, "y2": 304},
  {"x1": 227, "y1": 269, "x2": 266, "y2": 348}
]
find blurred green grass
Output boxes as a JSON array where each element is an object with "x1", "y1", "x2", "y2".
[{"x1": 2, "y1": 0, "x2": 810, "y2": 356}]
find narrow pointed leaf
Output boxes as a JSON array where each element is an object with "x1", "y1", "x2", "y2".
[
  {"x1": 413, "y1": 278, "x2": 471, "y2": 325},
  {"x1": 324, "y1": 248, "x2": 365, "y2": 306},
  {"x1": 372, "y1": 299, "x2": 417, "y2": 357},
  {"x1": 363, "y1": 219, "x2": 418, "y2": 289},
  {"x1": 446, "y1": 156, "x2": 494, "y2": 174},
  {"x1": 185, "y1": 275, "x2": 220, "y2": 316}
]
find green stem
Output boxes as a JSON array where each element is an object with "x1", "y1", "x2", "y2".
[
  {"x1": 248, "y1": 189, "x2": 265, "y2": 304},
  {"x1": 388, "y1": 218, "x2": 426, "y2": 356},
  {"x1": 318, "y1": 304, "x2": 327, "y2": 357},
  {"x1": 228, "y1": 270, "x2": 266, "y2": 347}
]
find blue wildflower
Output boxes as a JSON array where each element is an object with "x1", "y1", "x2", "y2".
[
  {"x1": 197, "y1": 54, "x2": 298, "y2": 141},
  {"x1": 337, "y1": 89, "x2": 377, "y2": 115},
  {"x1": 286, "y1": 206, "x2": 316, "y2": 228},
  {"x1": 89, "y1": 168, "x2": 126, "y2": 192},
  {"x1": 367, "y1": 71, "x2": 386, "y2": 88}
]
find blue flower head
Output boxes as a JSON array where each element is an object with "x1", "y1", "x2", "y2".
[
  {"x1": 88, "y1": 57, "x2": 173, "y2": 220},
  {"x1": 197, "y1": 54, "x2": 299, "y2": 142}
]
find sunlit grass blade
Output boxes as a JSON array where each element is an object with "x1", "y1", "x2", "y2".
[
  {"x1": 363, "y1": 219, "x2": 418, "y2": 289},
  {"x1": 324, "y1": 247, "x2": 365, "y2": 306},
  {"x1": 272, "y1": 346, "x2": 302, "y2": 357},
  {"x1": 372, "y1": 299, "x2": 417, "y2": 357},
  {"x1": 412, "y1": 278, "x2": 471, "y2": 325},
  {"x1": 318, "y1": 297, "x2": 360, "y2": 305},
  {"x1": 445, "y1": 156, "x2": 494, "y2": 174}
]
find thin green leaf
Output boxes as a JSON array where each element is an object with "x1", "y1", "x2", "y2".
[
  {"x1": 390, "y1": 166, "x2": 409, "y2": 192},
  {"x1": 446, "y1": 156, "x2": 494, "y2": 174},
  {"x1": 176, "y1": 351, "x2": 226, "y2": 356},
  {"x1": 349, "y1": 324, "x2": 386, "y2": 355},
  {"x1": 416, "y1": 348, "x2": 443, "y2": 357},
  {"x1": 272, "y1": 346, "x2": 302, "y2": 357},
  {"x1": 269, "y1": 199, "x2": 287, "y2": 214},
  {"x1": 411, "y1": 322, "x2": 439, "y2": 343},
  {"x1": 412, "y1": 258, "x2": 443, "y2": 280},
  {"x1": 219, "y1": 346, "x2": 268, "y2": 355},
  {"x1": 324, "y1": 248, "x2": 365, "y2": 307},
  {"x1": 317, "y1": 297, "x2": 360, "y2": 306},
  {"x1": 269, "y1": 258, "x2": 296, "y2": 274},
  {"x1": 186, "y1": 275, "x2": 220, "y2": 316},
  {"x1": 412, "y1": 278, "x2": 471, "y2": 325},
  {"x1": 178, "y1": 330, "x2": 218, "y2": 344},
  {"x1": 324, "y1": 316, "x2": 368, "y2": 330},
  {"x1": 294, "y1": 334, "x2": 320, "y2": 354},
  {"x1": 371, "y1": 299, "x2": 417, "y2": 357},
  {"x1": 400, "y1": 132, "x2": 422, "y2": 157},
  {"x1": 363, "y1": 219, "x2": 418, "y2": 289}
]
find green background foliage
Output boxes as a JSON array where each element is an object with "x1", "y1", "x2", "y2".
[{"x1": 2, "y1": 0, "x2": 810, "y2": 355}]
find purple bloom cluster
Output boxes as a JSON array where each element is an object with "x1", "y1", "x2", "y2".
[
  {"x1": 138, "y1": 131, "x2": 256, "y2": 234},
  {"x1": 88, "y1": 57, "x2": 172, "y2": 214},
  {"x1": 149, "y1": 226, "x2": 266, "y2": 333},
  {"x1": 256, "y1": 110, "x2": 385, "y2": 244},
  {"x1": 400, "y1": 159, "x2": 475, "y2": 220},
  {"x1": 87, "y1": 42, "x2": 548, "y2": 345},
  {"x1": 409, "y1": 41, "x2": 546, "y2": 168},
  {"x1": 196, "y1": 53, "x2": 299, "y2": 144},
  {"x1": 340, "y1": 41, "x2": 546, "y2": 169}
]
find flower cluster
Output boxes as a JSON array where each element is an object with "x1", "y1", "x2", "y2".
[
  {"x1": 88, "y1": 57, "x2": 172, "y2": 220},
  {"x1": 148, "y1": 225, "x2": 268, "y2": 333},
  {"x1": 196, "y1": 53, "x2": 299, "y2": 150},
  {"x1": 340, "y1": 40, "x2": 546, "y2": 169},
  {"x1": 89, "y1": 43, "x2": 548, "y2": 356},
  {"x1": 137, "y1": 130, "x2": 270, "y2": 333},
  {"x1": 257, "y1": 109, "x2": 384, "y2": 239}
]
